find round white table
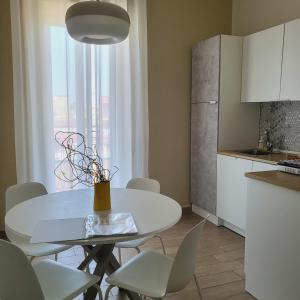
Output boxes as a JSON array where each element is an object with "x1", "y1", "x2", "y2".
[{"x1": 5, "y1": 187, "x2": 182, "y2": 300}]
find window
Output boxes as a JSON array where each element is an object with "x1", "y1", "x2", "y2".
[
  {"x1": 50, "y1": 26, "x2": 112, "y2": 190},
  {"x1": 11, "y1": 0, "x2": 148, "y2": 191}
]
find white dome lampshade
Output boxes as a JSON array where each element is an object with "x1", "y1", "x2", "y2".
[{"x1": 65, "y1": 1, "x2": 130, "y2": 45}]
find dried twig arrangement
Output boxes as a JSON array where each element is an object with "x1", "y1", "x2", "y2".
[{"x1": 54, "y1": 131, "x2": 118, "y2": 187}]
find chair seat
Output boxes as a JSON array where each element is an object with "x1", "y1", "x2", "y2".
[
  {"x1": 106, "y1": 251, "x2": 173, "y2": 298},
  {"x1": 14, "y1": 241, "x2": 71, "y2": 257},
  {"x1": 33, "y1": 259, "x2": 100, "y2": 300},
  {"x1": 115, "y1": 236, "x2": 153, "y2": 248}
]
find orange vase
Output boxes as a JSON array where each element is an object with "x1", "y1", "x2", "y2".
[{"x1": 93, "y1": 181, "x2": 111, "y2": 211}]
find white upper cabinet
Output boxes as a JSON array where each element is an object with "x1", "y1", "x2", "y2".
[
  {"x1": 241, "y1": 24, "x2": 284, "y2": 102},
  {"x1": 280, "y1": 19, "x2": 300, "y2": 101}
]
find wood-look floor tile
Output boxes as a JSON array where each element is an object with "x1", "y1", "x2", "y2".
[
  {"x1": 220, "y1": 241, "x2": 245, "y2": 252},
  {"x1": 196, "y1": 260, "x2": 243, "y2": 276},
  {"x1": 222, "y1": 292, "x2": 256, "y2": 300},
  {"x1": 196, "y1": 254, "x2": 222, "y2": 266},
  {"x1": 196, "y1": 271, "x2": 242, "y2": 289},
  {"x1": 201, "y1": 280, "x2": 245, "y2": 300},
  {"x1": 233, "y1": 265, "x2": 245, "y2": 279},
  {"x1": 214, "y1": 249, "x2": 245, "y2": 263}
]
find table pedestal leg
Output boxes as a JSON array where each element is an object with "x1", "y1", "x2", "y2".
[{"x1": 79, "y1": 244, "x2": 141, "y2": 300}]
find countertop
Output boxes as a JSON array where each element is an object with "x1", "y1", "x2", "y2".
[
  {"x1": 245, "y1": 170, "x2": 300, "y2": 192},
  {"x1": 217, "y1": 150, "x2": 300, "y2": 165}
]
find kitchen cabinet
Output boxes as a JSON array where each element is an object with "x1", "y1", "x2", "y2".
[
  {"x1": 246, "y1": 177, "x2": 300, "y2": 300},
  {"x1": 280, "y1": 19, "x2": 300, "y2": 101},
  {"x1": 217, "y1": 155, "x2": 252, "y2": 231},
  {"x1": 252, "y1": 161, "x2": 278, "y2": 172},
  {"x1": 217, "y1": 155, "x2": 279, "y2": 233},
  {"x1": 241, "y1": 24, "x2": 284, "y2": 102}
]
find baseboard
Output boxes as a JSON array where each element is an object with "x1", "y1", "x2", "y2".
[
  {"x1": 191, "y1": 205, "x2": 246, "y2": 236},
  {"x1": 191, "y1": 204, "x2": 221, "y2": 225},
  {"x1": 182, "y1": 206, "x2": 192, "y2": 213},
  {"x1": 219, "y1": 219, "x2": 245, "y2": 237},
  {"x1": 0, "y1": 231, "x2": 8, "y2": 240}
]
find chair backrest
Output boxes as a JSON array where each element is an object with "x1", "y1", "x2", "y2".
[
  {"x1": 166, "y1": 217, "x2": 207, "y2": 293},
  {"x1": 126, "y1": 178, "x2": 160, "y2": 193},
  {"x1": 5, "y1": 182, "x2": 48, "y2": 243},
  {"x1": 0, "y1": 239, "x2": 44, "y2": 300},
  {"x1": 5, "y1": 182, "x2": 47, "y2": 213}
]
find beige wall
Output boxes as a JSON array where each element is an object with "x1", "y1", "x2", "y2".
[
  {"x1": 0, "y1": 0, "x2": 17, "y2": 229},
  {"x1": 232, "y1": 0, "x2": 300, "y2": 36},
  {"x1": 147, "y1": 0, "x2": 232, "y2": 206}
]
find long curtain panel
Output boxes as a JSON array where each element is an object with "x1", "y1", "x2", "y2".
[{"x1": 10, "y1": 0, "x2": 149, "y2": 191}]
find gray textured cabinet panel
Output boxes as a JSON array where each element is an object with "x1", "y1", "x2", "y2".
[
  {"x1": 192, "y1": 36, "x2": 220, "y2": 103},
  {"x1": 191, "y1": 103, "x2": 218, "y2": 214}
]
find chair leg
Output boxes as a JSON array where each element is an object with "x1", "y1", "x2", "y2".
[
  {"x1": 104, "y1": 285, "x2": 115, "y2": 300},
  {"x1": 84, "y1": 250, "x2": 91, "y2": 273},
  {"x1": 118, "y1": 246, "x2": 139, "y2": 266},
  {"x1": 94, "y1": 284, "x2": 103, "y2": 300},
  {"x1": 54, "y1": 253, "x2": 58, "y2": 261},
  {"x1": 155, "y1": 235, "x2": 167, "y2": 255},
  {"x1": 118, "y1": 247, "x2": 122, "y2": 265},
  {"x1": 193, "y1": 274, "x2": 203, "y2": 300}
]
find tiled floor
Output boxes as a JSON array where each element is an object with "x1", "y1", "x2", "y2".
[{"x1": 39, "y1": 211, "x2": 255, "y2": 300}]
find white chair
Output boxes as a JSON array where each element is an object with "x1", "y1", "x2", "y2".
[
  {"x1": 5, "y1": 182, "x2": 71, "y2": 261},
  {"x1": 126, "y1": 178, "x2": 160, "y2": 193},
  {"x1": 105, "y1": 218, "x2": 207, "y2": 300},
  {"x1": 0, "y1": 239, "x2": 102, "y2": 300},
  {"x1": 115, "y1": 178, "x2": 166, "y2": 264}
]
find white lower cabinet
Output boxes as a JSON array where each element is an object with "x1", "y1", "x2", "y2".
[
  {"x1": 252, "y1": 161, "x2": 278, "y2": 172},
  {"x1": 217, "y1": 155, "x2": 278, "y2": 234},
  {"x1": 217, "y1": 155, "x2": 252, "y2": 231}
]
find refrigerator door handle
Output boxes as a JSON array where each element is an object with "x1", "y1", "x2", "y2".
[{"x1": 191, "y1": 100, "x2": 218, "y2": 104}]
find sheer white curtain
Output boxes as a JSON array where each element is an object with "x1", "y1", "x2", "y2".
[{"x1": 10, "y1": 0, "x2": 148, "y2": 191}]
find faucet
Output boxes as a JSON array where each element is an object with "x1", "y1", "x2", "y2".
[{"x1": 264, "y1": 128, "x2": 273, "y2": 153}]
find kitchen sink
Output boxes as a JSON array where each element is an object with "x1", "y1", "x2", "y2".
[{"x1": 239, "y1": 149, "x2": 272, "y2": 155}]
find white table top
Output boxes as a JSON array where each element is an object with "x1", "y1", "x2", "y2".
[{"x1": 5, "y1": 188, "x2": 182, "y2": 245}]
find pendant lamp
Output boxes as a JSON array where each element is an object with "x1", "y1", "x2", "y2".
[{"x1": 65, "y1": 0, "x2": 130, "y2": 45}]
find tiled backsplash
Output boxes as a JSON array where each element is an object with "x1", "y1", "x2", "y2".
[{"x1": 259, "y1": 101, "x2": 300, "y2": 152}]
